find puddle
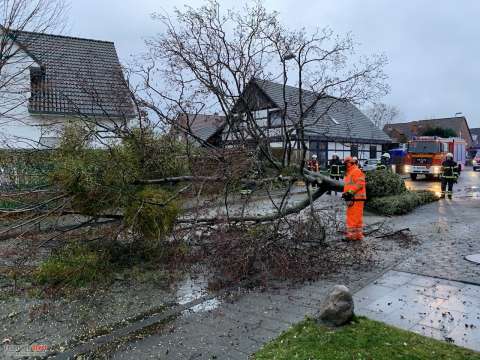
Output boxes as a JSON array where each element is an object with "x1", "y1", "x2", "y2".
[
  {"x1": 175, "y1": 274, "x2": 220, "y2": 314},
  {"x1": 456, "y1": 186, "x2": 480, "y2": 198}
]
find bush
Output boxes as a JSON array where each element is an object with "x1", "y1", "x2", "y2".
[
  {"x1": 366, "y1": 169, "x2": 406, "y2": 199},
  {"x1": 367, "y1": 190, "x2": 438, "y2": 216},
  {"x1": 124, "y1": 188, "x2": 181, "y2": 241},
  {"x1": 36, "y1": 243, "x2": 109, "y2": 287}
]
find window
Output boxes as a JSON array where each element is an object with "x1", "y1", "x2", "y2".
[
  {"x1": 369, "y1": 145, "x2": 377, "y2": 159},
  {"x1": 254, "y1": 110, "x2": 268, "y2": 127},
  {"x1": 351, "y1": 144, "x2": 358, "y2": 157},
  {"x1": 30, "y1": 66, "x2": 46, "y2": 92},
  {"x1": 408, "y1": 141, "x2": 440, "y2": 153},
  {"x1": 268, "y1": 110, "x2": 282, "y2": 127},
  {"x1": 329, "y1": 115, "x2": 339, "y2": 125}
]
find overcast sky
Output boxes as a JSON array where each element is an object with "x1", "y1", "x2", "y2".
[{"x1": 68, "y1": 0, "x2": 480, "y2": 128}]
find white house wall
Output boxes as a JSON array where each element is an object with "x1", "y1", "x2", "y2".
[
  {"x1": 324, "y1": 142, "x2": 382, "y2": 162},
  {"x1": 0, "y1": 42, "x2": 43, "y2": 148}
]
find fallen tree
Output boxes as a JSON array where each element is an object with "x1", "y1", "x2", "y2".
[{"x1": 0, "y1": 0, "x2": 389, "y2": 289}]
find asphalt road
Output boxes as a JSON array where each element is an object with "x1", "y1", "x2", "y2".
[{"x1": 404, "y1": 166, "x2": 480, "y2": 198}]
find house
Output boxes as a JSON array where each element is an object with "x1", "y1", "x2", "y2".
[
  {"x1": 0, "y1": 29, "x2": 134, "y2": 148},
  {"x1": 471, "y1": 128, "x2": 480, "y2": 146},
  {"x1": 172, "y1": 113, "x2": 225, "y2": 146},
  {"x1": 383, "y1": 117, "x2": 473, "y2": 148},
  {"x1": 223, "y1": 79, "x2": 391, "y2": 166}
]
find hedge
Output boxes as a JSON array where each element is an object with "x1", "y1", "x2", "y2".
[
  {"x1": 366, "y1": 190, "x2": 438, "y2": 216},
  {"x1": 366, "y1": 169, "x2": 406, "y2": 198},
  {"x1": 364, "y1": 170, "x2": 438, "y2": 215}
]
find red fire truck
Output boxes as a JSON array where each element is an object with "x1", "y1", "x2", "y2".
[{"x1": 404, "y1": 136, "x2": 466, "y2": 180}]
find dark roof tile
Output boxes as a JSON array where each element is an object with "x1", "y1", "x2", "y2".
[
  {"x1": 253, "y1": 79, "x2": 391, "y2": 143},
  {"x1": 11, "y1": 30, "x2": 134, "y2": 117}
]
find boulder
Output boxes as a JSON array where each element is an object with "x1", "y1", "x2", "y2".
[{"x1": 317, "y1": 285, "x2": 354, "y2": 326}]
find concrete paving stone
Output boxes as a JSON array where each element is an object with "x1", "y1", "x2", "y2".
[
  {"x1": 374, "y1": 270, "x2": 415, "y2": 288},
  {"x1": 419, "y1": 309, "x2": 471, "y2": 333},
  {"x1": 382, "y1": 310, "x2": 426, "y2": 331},
  {"x1": 420, "y1": 309, "x2": 480, "y2": 332},
  {"x1": 408, "y1": 274, "x2": 441, "y2": 288},
  {"x1": 364, "y1": 293, "x2": 407, "y2": 315},
  {"x1": 446, "y1": 324, "x2": 480, "y2": 352},
  {"x1": 389, "y1": 283, "x2": 429, "y2": 299},
  {"x1": 459, "y1": 285, "x2": 480, "y2": 299},
  {"x1": 353, "y1": 283, "x2": 396, "y2": 308},
  {"x1": 364, "y1": 288, "x2": 441, "y2": 316},
  {"x1": 395, "y1": 300, "x2": 444, "y2": 323},
  {"x1": 416, "y1": 283, "x2": 463, "y2": 300},
  {"x1": 410, "y1": 324, "x2": 447, "y2": 341},
  {"x1": 437, "y1": 279, "x2": 469, "y2": 289},
  {"x1": 438, "y1": 295, "x2": 480, "y2": 314}
]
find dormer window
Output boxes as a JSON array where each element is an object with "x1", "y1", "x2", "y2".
[
  {"x1": 329, "y1": 115, "x2": 339, "y2": 125},
  {"x1": 30, "y1": 66, "x2": 46, "y2": 94}
]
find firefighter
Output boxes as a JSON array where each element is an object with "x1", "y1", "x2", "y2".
[
  {"x1": 377, "y1": 153, "x2": 391, "y2": 171},
  {"x1": 307, "y1": 154, "x2": 320, "y2": 188},
  {"x1": 307, "y1": 154, "x2": 320, "y2": 172},
  {"x1": 440, "y1": 153, "x2": 459, "y2": 199},
  {"x1": 327, "y1": 153, "x2": 344, "y2": 195},
  {"x1": 341, "y1": 156, "x2": 367, "y2": 241}
]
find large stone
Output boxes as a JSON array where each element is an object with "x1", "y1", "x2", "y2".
[{"x1": 317, "y1": 285, "x2": 354, "y2": 326}]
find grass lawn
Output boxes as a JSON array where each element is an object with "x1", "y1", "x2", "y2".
[{"x1": 254, "y1": 317, "x2": 480, "y2": 360}]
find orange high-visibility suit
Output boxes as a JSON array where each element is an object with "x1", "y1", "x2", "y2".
[{"x1": 343, "y1": 164, "x2": 367, "y2": 240}]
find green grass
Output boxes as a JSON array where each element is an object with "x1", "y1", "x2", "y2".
[
  {"x1": 35, "y1": 239, "x2": 184, "y2": 289},
  {"x1": 36, "y1": 243, "x2": 110, "y2": 287},
  {"x1": 254, "y1": 317, "x2": 480, "y2": 360}
]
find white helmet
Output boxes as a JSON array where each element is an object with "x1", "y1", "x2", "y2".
[
  {"x1": 312, "y1": 154, "x2": 317, "y2": 159},
  {"x1": 446, "y1": 153, "x2": 453, "y2": 159},
  {"x1": 352, "y1": 156, "x2": 358, "y2": 164},
  {"x1": 382, "y1": 152, "x2": 391, "y2": 159}
]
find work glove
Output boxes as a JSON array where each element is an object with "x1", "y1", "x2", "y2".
[{"x1": 342, "y1": 191, "x2": 354, "y2": 201}]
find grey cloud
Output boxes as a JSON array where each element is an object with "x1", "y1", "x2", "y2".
[{"x1": 68, "y1": 0, "x2": 480, "y2": 127}]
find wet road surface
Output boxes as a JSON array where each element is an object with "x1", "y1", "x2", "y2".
[{"x1": 405, "y1": 166, "x2": 480, "y2": 199}]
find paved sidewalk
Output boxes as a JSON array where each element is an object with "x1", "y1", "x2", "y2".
[
  {"x1": 355, "y1": 270, "x2": 480, "y2": 351},
  {"x1": 394, "y1": 199, "x2": 480, "y2": 285}
]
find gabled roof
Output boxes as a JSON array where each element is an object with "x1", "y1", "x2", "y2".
[
  {"x1": 383, "y1": 117, "x2": 473, "y2": 145},
  {"x1": 240, "y1": 79, "x2": 391, "y2": 143},
  {"x1": 174, "y1": 113, "x2": 225, "y2": 142},
  {"x1": 9, "y1": 30, "x2": 134, "y2": 118}
]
